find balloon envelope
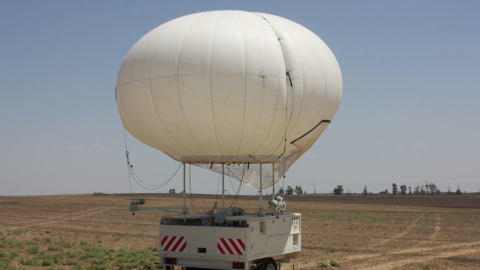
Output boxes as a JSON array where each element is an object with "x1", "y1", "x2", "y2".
[{"x1": 116, "y1": 11, "x2": 342, "y2": 189}]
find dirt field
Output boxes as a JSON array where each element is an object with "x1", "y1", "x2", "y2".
[{"x1": 1, "y1": 193, "x2": 480, "y2": 269}]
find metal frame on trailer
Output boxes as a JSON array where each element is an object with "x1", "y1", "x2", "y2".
[{"x1": 130, "y1": 162, "x2": 301, "y2": 270}]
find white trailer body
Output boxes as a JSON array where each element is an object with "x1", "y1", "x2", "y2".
[{"x1": 159, "y1": 213, "x2": 301, "y2": 270}]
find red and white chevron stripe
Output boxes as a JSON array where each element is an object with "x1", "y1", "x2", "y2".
[
  {"x1": 161, "y1": 235, "x2": 187, "y2": 252},
  {"x1": 217, "y1": 238, "x2": 245, "y2": 255}
]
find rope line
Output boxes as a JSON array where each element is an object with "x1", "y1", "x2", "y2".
[
  {"x1": 213, "y1": 172, "x2": 221, "y2": 212},
  {"x1": 124, "y1": 129, "x2": 132, "y2": 198},
  {"x1": 188, "y1": 164, "x2": 200, "y2": 213},
  {"x1": 229, "y1": 165, "x2": 245, "y2": 208},
  {"x1": 123, "y1": 129, "x2": 182, "y2": 191},
  {"x1": 128, "y1": 165, "x2": 181, "y2": 191}
]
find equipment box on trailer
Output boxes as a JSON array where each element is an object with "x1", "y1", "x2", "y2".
[{"x1": 159, "y1": 213, "x2": 301, "y2": 270}]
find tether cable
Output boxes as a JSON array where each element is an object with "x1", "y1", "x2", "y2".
[
  {"x1": 128, "y1": 165, "x2": 181, "y2": 191},
  {"x1": 213, "y1": 172, "x2": 221, "y2": 212},
  {"x1": 188, "y1": 164, "x2": 200, "y2": 213},
  {"x1": 227, "y1": 165, "x2": 245, "y2": 208},
  {"x1": 123, "y1": 128, "x2": 182, "y2": 191},
  {"x1": 124, "y1": 129, "x2": 133, "y2": 197}
]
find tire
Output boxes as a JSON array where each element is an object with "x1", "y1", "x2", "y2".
[{"x1": 260, "y1": 259, "x2": 277, "y2": 270}]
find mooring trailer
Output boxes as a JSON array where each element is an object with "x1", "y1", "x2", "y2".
[
  {"x1": 159, "y1": 212, "x2": 301, "y2": 270},
  {"x1": 128, "y1": 162, "x2": 301, "y2": 270},
  {"x1": 128, "y1": 161, "x2": 301, "y2": 270}
]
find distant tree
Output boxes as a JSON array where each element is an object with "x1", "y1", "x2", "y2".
[
  {"x1": 333, "y1": 185, "x2": 344, "y2": 195},
  {"x1": 413, "y1": 185, "x2": 420, "y2": 195},
  {"x1": 420, "y1": 187, "x2": 426, "y2": 195},
  {"x1": 408, "y1": 186, "x2": 412, "y2": 195},
  {"x1": 392, "y1": 183, "x2": 398, "y2": 195},
  {"x1": 363, "y1": 186, "x2": 368, "y2": 196},
  {"x1": 295, "y1": 186, "x2": 303, "y2": 195},
  {"x1": 285, "y1": 186, "x2": 294, "y2": 195},
  {"x1": 427, "y1": 183, "x2": 437, "y2": 195},
  {"x1": 304, "y1": 190, "x2": 307, "y2": 195},
  {"x1": 278, "y1": 187, "x2": 285, "y2": 196},
  {"x1": 400, "y1": 185, "x2": 407, "y2": 195},
  {"x1": 435, "y1": 188, "x2": 441, "y2": 195},
  {"x1": 447, "y1": 184, "x2": 452, "y2": 195},
  {"x1": 455, "y1": 185, "x2": 463, "y2": 195},
  {"x1": 169, "y1": 189, "x2": 176, "y2": 194}
]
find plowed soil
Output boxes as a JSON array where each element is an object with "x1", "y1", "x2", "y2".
[{"x1": 1, "y1": 193, "x2": 479, "y2": 269}]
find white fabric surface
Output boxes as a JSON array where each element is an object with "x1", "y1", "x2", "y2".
[{"x1": 116, "y1": 11, "x2": 342, "y2": 189}]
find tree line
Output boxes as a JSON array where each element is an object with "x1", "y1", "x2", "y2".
[
  {"x1": 278, "y1": 186, "x2": 306, "y2": 195},
  {"x1": 332, "y1": 183, "x2": 465, "y2": 195}
]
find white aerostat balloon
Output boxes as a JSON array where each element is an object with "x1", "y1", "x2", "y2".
[{"x1": 116, "y1": 11, "x2": 342, "y2": 189}]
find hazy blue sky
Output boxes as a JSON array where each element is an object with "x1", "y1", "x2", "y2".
[{"x1": 1, "y1": 1, "x2": 479, "y2": 196}]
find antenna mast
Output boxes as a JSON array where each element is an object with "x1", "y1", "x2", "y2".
[
  {"x1": 183, "y1": 163, "x2": 187, "y2": 214},
  {"x1": 222, "y1": 163, "x2": 225, "y2": 209}
]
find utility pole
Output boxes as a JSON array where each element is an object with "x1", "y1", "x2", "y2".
[{"x1": 314, "y1": 183, "x2": 316, "y2": 194}]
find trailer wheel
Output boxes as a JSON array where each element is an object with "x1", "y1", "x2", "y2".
[{"x1": 260, "y1": 259, "x2": 277, "y2": 270}]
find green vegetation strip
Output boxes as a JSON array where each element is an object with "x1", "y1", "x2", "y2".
[{"x1": 1, "y1": 234, "x2": 163, "y2": 270}]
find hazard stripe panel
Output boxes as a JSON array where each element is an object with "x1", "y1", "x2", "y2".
[
  {"x1": 217, "y1": 238, "x2": 245, "y2": 255},
  {"x1": 161, "y1": 236, "x2": 187, "y2": 252}
]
